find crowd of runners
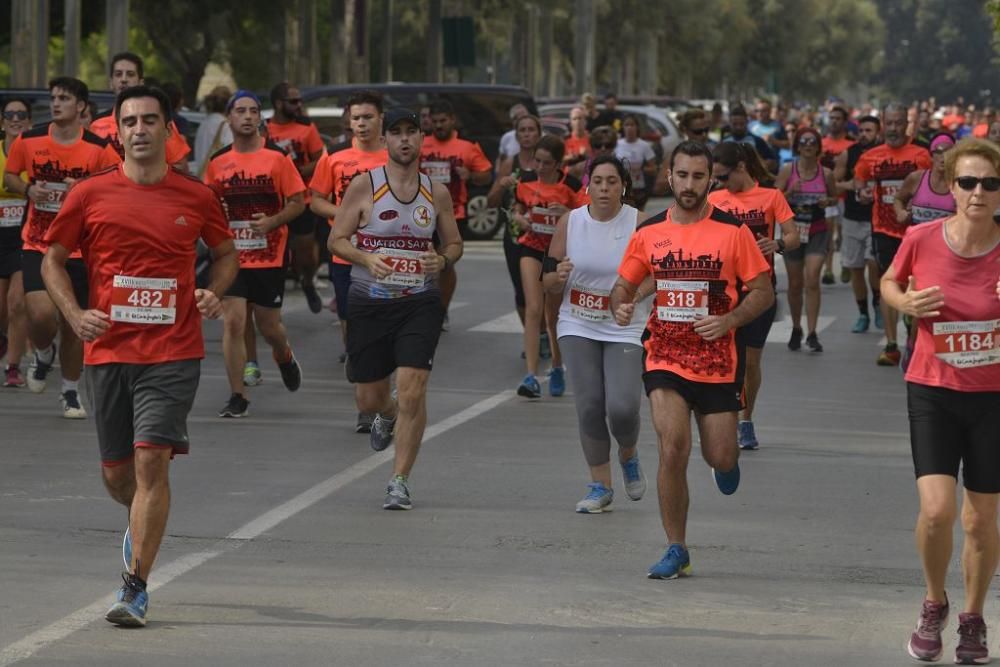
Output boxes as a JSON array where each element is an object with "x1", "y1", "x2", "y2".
[{"x1": 2, "y1": 52, "x2": 1000, "y2": 664}]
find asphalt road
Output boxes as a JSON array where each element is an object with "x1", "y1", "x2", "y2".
[{"x1": 0, "y1": 220, "x2": 980, "y2": 666}]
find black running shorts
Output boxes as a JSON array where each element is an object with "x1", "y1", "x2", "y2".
[
  {"x1": 346, "y1": 292, "x2": 444, "y2": 383},
  {"x1": 225, "y1": 267, "x2": 286, "y2": 308},
  {"x1": 21, "y1": 249, "x2": 88, "y2": 307},
  {"x1": 872, "y1": 232, "x2": 902, "y2": 275},
  {"x1": 643, "y1": 370, "x2": 742, "y2": 415}
]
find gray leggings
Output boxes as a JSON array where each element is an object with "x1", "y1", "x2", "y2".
[{"x1": 559, "y1": 335, "x2": 643, "y2": 467}]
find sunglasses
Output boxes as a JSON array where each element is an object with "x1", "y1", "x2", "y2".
[
  {"x1": 591, "y1": 142, "x2": 616, "y2": 150},
  {"x1": 283, "y1": 98, "x2": 303, "y2": 105},
  {"x1": 798, "y1": 138, "x2": 818, "y2": 146},
  {"x1": 714, "y1": 172, "x2": 731, "y2": 182},
  {"x1": 3, "y1": 110, "x2": 29, "y2": 121},
  {"x1": 689, "y1": 127, "x2": 708, "y2": 135},
  {"x1": 955, "y1": 176, "x2": 1000, "y2": 192}
]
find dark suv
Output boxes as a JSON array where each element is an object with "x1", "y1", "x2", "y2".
[{"x1": 283, "y1": 83, "x2": 537, "y2": 240}]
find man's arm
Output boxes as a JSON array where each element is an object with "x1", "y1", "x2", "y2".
[
  {"x1": 251, "y1": 192, "x2": 305, "y2": 235},
  {"x1": 542, "y1": 213, "x2": 571, "y2": 295},
  {"x1": 833, "y1": 150, "x2": 854, "y2": 194},
  {"x1": 310, "y1": 190, "x2": 337, "y2": 219},
  {"x1": 194, "y1": 239, "x2": 239, "y2": 319},
  {"x1": 892, "y1": 171, "x2": 921, "y2": 224},
  {"x1": 425, "y1": 181, "x2": 462, "y2": 275},
  {"x1": 42, "y1": 242, "x2": 109, "y2": 341},
  {"x1": 692, "y1": 272, "x2": 774, "y2": 341},
  {"x1": 327, "y1": 173, "x2": 391, "y2": 279},
  {"x1": 467, "y1": 168, "x2": 492, "y2": 187}
]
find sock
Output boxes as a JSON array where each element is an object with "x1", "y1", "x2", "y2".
[
  {"x1": 872, "y1": 291, "x2": 881, "y2": 308},
  {"x1": 393, "y1": 474, "x2": 407, "y2": 482},
  {"x1": 856, "y1": 300, "x2": 869, "y2": 317},
  {"x1": 885, "y1": 342, "x2": 898, "y2": 351},
  {"x1": 62, "y1": 379, "x2": 78, "y2": 393},
  {"x1": 36, "y1": 344, "x2": 55, "y2": 364}
]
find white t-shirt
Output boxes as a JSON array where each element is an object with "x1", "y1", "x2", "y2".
[
  {"x1": 499, "y1": 130, "x2": 520, "y2": 160},
  {"x1": 557, "y1": 204, "x2": 648, "y2": 344},
  {"x1": 194, "y1": 113, "x2": 234, "y2": 174},
  {"x1": 614, "y1": 139, "x2": 655, "y2": 189}
]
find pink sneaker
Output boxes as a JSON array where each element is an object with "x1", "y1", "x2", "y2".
[
  {"x1": 907, "y1": 597, "x2": 949, "y2": 662},
  {"x1": 3, "y1": 365, "x2": 24, "y2": 388},
  {"x1": 955, "y1": 612, "x2": 989, "y2": 665}
]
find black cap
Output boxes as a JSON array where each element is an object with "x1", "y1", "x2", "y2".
[{"x1": 383, "y1": 108, "x2": 420, "y2": 134}]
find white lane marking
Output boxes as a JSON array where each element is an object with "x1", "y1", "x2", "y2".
[
  {"x1": 766, "y1": 316, "x2": 836, "y2": 344},
  {"x1": 469, "y1": 310, "x2": 523, "y2": 334},
  {"x1": 0, "y1": 389, "x2": 515, "y2": 666}
]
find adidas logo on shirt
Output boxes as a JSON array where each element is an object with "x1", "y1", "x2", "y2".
[{"x1": 174, "y1": 216, "x2": 188, "y2": 226}]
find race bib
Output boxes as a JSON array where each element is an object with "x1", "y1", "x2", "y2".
[
  {"x1": 529, "y1": 206, "x2": 557, "y2": 236},
  {"x1": 656, "y1": 280, "x2": 709, "y2": 322},
  {"x1": 34, "y1": 181, "x2": 68, "y2": 213},
  {"x1": 795, "y1": 221, "x2": 811, "y2": 244},
  {"x1": 376, "y1": 247, "x2": 425, "y2": 288},
  {"x1": 275, "y1": 138, "x2": 297, "y2": 161},
  {"x1": 229, "y1": 220, "x2": 268, "y2": 251},
  {"x1": 932, "y1": 320, "x2": 1000, "y2": 369},
  {"x1": 824, "y1": 205, "x2": 840, "y2": 219},
  {"x1": 0, "y1": 199, "x2": 26, "y2": 228},
  {"x1": 423, "y1": 161, "x2": 451, "y2": 184},
  {"x1": 569, "y1": 284, "x2": 610, "y2": 322},
  {"x1": 880, "y1": 179, "x2": 904, "y2": 205},
  {"x1": 911, "y1": 205, "x2": 952, "y2": 225},
  {"x1": 110, "y1": 275, "x2": 177, "y2": 324}
]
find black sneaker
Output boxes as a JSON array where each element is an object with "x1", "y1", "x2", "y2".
[
  {"x1": 277, "y1": 354, "x2": 302, "y2": 392},
  {"x1": 355, "y1": 412, "x2": 374, "y2": 434},
  {"x1": 338, "y1": 352, "x2": 347, "y2": 364},
  {"x1": 302, "y1": 282, "x2": 322, "y2": 314},
  {"x1": 370, "y1": 413, "x2": 396, "y2": 451},
  {"x1": 788, "y1": 327, "x2": 803, "y2": 351},
  {"x1": 806, "y1": 332, "x2": 823, "y2": 353},
  {"x1": 218, "y1": 393, "x2": 249, "y2": 418}
]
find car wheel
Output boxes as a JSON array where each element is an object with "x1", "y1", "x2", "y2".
[{"x1": 463, "y1": 194, "x2": 501, "y2": 240}]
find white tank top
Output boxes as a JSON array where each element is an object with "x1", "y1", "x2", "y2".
[
  {"x1": 350, "y1": 167, "x2": 438, "y2": 300},
  {"x1": 557, "y1": 204, "x2": 647, "y2": 344}
]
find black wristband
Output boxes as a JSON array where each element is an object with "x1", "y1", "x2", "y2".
[
  {"x1": 776, "y1": 238, "x2": 786, "y2": 254},
  {"x1": 541, "y1": 256, "x2": 559, "y2": 274}
]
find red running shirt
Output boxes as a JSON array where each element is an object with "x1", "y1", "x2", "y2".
[
  {"x1": 266, "y1": 118, "x2": 324, "y2": 171},
  {"x1": 892, "y1": 219, "x2": 1000, "y2": 392},
  {"x1": 5, "y1": 124, "x2": 121, "y2": 254},
  {"x1": 515, "y1": 172, "x2": 588, "y2": 253},
  {"x1": 89, "y1": 112, "x2": 191, "y2": 165},
  {"x1": 708, "y1": 184, "x2": 793, "y2": 279},
  {"x1": 204, "y1": 143, "x2": 306, "y2": 269},
  {"x1": 44, "y1": 166, "x2": 233, "y2": 365},
  {"x1": 854, "y1": 143, "x2": 932, "y2": 239},
  {"x1": 618, "y1": 206, "x2": 770, "y2": 383},
  {"x1": 419, "y1": 133, "x2": 492, "y2": 219}
]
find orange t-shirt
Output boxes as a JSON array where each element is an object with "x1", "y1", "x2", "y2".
[
  {"x1": 515, "y1": 172, "x2": 589, "y2": 253},
  {"x1": 266, "y1": 118, "x2": 324, "y2": 171},
  {"x1": 854, "y1": 142, "x2": 932, "y2": 238},
  {"x1": 309, "y1": 144, "x2": 388, "y2": 265},
  {"x1": 564, "y1": 135, "x2": 591, "y2": 162},
  {"x1": 44, "y1": 165, "x2": 232, "y2": 365},
  {"x1": 618, "y1": 206, "x2": 770, "y2": 384},
  {"x1": 5, "y1": 124, "x2": 121, "y2": 254},
  {"x1": 419, "y1": 133, "x2": 492, "y2": 219},
  {"x1": 89, "y1": 112, "x2": 191, "y2": 165},
  {"x1": 204, "y1": 143, "x2": 306, "y2": 269},
  {"x1": 708, "y1": 184, "x2": 793, "y2": 278},
  {"x1": 820, "y1": 135, "x2": 855, "y2": 170}
]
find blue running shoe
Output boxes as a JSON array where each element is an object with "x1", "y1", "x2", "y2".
[
  {"x1": 517, "y1": 374, "x2": 541, "y2": 399},
  {"x1": 122, "y1": 525, "x2": 132, "y2": 570},
  {"x1": 648, "y1": 544, "x2": 691, "y2": 580},
  {"x1": 874, "y1": 308, "x2": 884, "y2": 330},
  {"x1": 548, "y1": 366, "x2": 565, "y2": 397},
  {"x1": 737, "y1": 421, "x2": 759, "y2": 450},
  {"x1": 851, "y1": 314, "x2": 870, "y2": 333},
  {"x1": 575, "y1": 482, "x2": 613, "y2": 513},
  {"x1": 620, "y1": 455, "x2": 646, "y2": 500},
  {"x1": 105, "y1": 573, "x2": 148, "y2": 627},
  {"x1": 713, "y1": 462, "x2": 741, "y2": 495}
]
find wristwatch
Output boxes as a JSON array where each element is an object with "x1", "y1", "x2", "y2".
[{"x1": 775, "y1": 238, "x2": 786, "y2": 254}]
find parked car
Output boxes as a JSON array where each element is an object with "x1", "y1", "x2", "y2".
[
  {"x1": 262, "y1": 83, "x2": 539, "y2": 240},
  {"x1": 538, "y1": 102, "x2": 683, "y2": 164},
  {"x1": 538, "y1": 95, "x2": 696, "y2": 122}
]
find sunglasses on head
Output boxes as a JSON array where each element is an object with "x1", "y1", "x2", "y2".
[
  {"x1": 3, "y1": 110, "x2": 28, "y2": 121},
  {"x1": 591, "y1": 142, "x2": 615, "y2": 150},
  {"x1": 955, "y1": 176, "x2": 1000, "y2": 192}
]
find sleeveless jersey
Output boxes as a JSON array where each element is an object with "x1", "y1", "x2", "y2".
[
  {"x1": 350, "y1": 167, "x2": 438, "y2": 301},
  {"x1": 910, "y1": 170, "x2": 956, "y2": 225},
  {"x1": 786, "y1": 161, "x2": 828, "y2": 240},
  {"x1": 557, "y1": 204, "x2": 646, "y2": 344},
  {"x1": 843, "y1": 142, "x2": 874, "y2": 222}
]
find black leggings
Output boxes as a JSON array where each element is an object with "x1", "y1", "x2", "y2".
[{"x1": 503, "y1": 229, "x2": 525, "y2": 309}]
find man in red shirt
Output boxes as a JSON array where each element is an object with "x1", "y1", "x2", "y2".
[
  {"x1": 821, "y1": 106, "x2": 856, "y2": 284},
  {"x1": 42, "y1": 85, "x2": 238, "y2": 627},
  {"x1": 3, "y1": 76, "x2": 120, "y2": 417},
  {"x1": 310, "y1": 90, "x2": 388, "y2": 433},
  {"x1": 611, "y1": 141, "x2": 773, "y2": 581},
  {"x1": 267, "y1": 82, "x2": 326, "y2": 313},
  {"x1": 854, "y1": 102, "x2": 932, "y2": 366},
  {"x1": 205, "y1": 90, "x2": 306, "y2": 418},
  {"x1": 89, "y1": 52, "x2": 191, "y2": 172},
  {"x1": 420, "y1": 99, "x2": 492, "y2": 326}
]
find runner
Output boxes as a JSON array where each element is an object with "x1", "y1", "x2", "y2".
[
  {"x1": 879, "y1": 138, "x2": 1000, "y2": 664},
  {"x1": 544, "y1": 155, "x2": 650, "y2": 513},
  {"x1": 610, "y1": 141, "x2": 772, "y2": 579},
  {"x1": 3, "y1": 77, "x2": 119, "y2": 416},
  {"x1": 820, "y1": 106, "x2": 856, "y2": 284},
  {"x1": 723, "y1": 105, "x2": 778, "y2": 174},
  {"x1": 775, "y1": 127, "x2": 837, "y2": 353},
  {"x1": 709, "y1": 141, "x2": 798, "y2": 450},
  {"x1": 833, "y1": 114, "x2": 882, "y2": 333},
  {"x1": 0, "y1": 98, "x2": 31, "y2": 387},
  {"x1": 749, "y1": 100, "x2": 790, "y2": 154},
  {"x1": 893, "y1": 133, "x2": 957, "y2": 226},
  {"x1": 204, "y1": 90, "x2": 306, "y2": 418},
  {"x1": 678, "y1": 109, "x2": 714, "y2": 145},
  {"x1": 419, "y1": 99, "x2": 492, "y2": 328},
  {"x1": 614, "y1": 114, "x2": 657, "y2": 210},
  {"x1": 41, "y1": 84, "x2": 239, "y2": 627},
  {"x1": 310, "y1": 90, "x2": 388, "y2": 433},
  {"x1": 585, "y1": 126, "x2": 619, "y2": 187},
  {"x1": 266, "y1": 82, "x2": 326, "y2": 314},
  {"x1": 486, "y1": 114, "x2": 541, "y2": 331},
  {"x1": 854, "y1": 102, "x2": 932, "y2": 366},
  {"x1": 563, "y1": 106, "x2": 592, "y2": 180},
  {"x1": 329, "y1": 108, "x2": 463, "y2": 510},
  {"x1": 511, "y1": 135, "x2": 588, "y2": 399},
  {"x1": 498, "y1": 103, "x2": 529, "y2": 162},
  {"x1": 89, "y1": 52, "x2": 191, "y2": 172}
]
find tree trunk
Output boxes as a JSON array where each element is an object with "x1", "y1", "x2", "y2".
[{"x1": 64, "y1": 0, "x2": 81, "y2": 78}]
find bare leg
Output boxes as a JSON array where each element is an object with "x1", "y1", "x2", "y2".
[
  {"x1": 291, "y1": 233, "x2": 319, "y2": 291},
  {"x1": 520, "y1": 256, "x2": 544, "y2": 377},
  {"x1": 6, "y1": 272, "x2": 27, "y2": 366},
  {"x1": 390, "y1": 367, "x2": 430, "y2": 477},
  {"x1": 961, "y1": 489, "x2": 1000, "y2": 614},
  {"x1": 804, "y1": 253, "x2": 824, "y2": 334},
  {"x1": 58, "y1": 318, "x2": 83, "y2": 382},
  {"x1": 439, "y1": 265, "x2": 457, "y2": 312},
  {"x1": 128, "y1": 447, "x2": 172, "y2": 579},
  {"x1": 784, "y1": 259, "x2": 804, "y2": 331},
  {"x1": 695, "y1": 410, "x2": 740, "y2": 473},
  {"x1": 244, "y1": 304, "x2": 258, "y2": 365},
  {"x1": 544, "y1": 294, "x2": 562, "y2": 368},
  {"x1": 740, "y1": 347, "x2": 764, "y2": 421},
  {"x1": 221, "y1": 297, "x2": 248, "y2": 395},
  {"x1": 252, "y1": 305, "x2": 292, "y2": 362},
  {"x1": 649, "y1": 388, "x2": 693, "y2": 545},
  {"x1": 915, "y1": 474, "x2": 957, "y2": 604}
]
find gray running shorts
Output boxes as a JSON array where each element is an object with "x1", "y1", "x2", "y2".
[{"x1": 840, "y1": 217, "x2": 874, "y2": 269}]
